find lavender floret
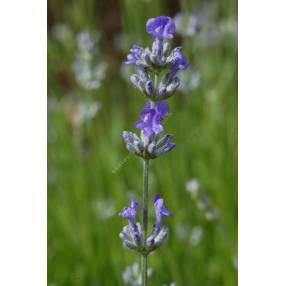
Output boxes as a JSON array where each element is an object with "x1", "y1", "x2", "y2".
[
  {"x1": 146, "y1": 16, "x2": 175, "y2": 57},
  {"x1": 119, "y1": 200, "x2": 142, "y2": 249},
  {"x1": 118, "y1": 199, "x2": 138, "y2": 227},
  {"x1": 134, "y1": 101, "x2": 169, "y2": 144},
  {"x1": 125, "y1": 44, "x2": 145, "y2": 65},
  {"x1": 145, "y1": 194, "x2": 172, "y2": 252},
  {"x1": 146, "y1": 16, "x2": 176, "y2": 40},
  {"x1": 153, "y1": 194, "x2": 172, "y2": 230},
  {"x1": 167, "y1": 47, "x2": 189, "y2": 72}
]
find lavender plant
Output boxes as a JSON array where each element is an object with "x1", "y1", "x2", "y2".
[
  {"x1": 118, "y1": 16, "x2": 188, "y2": 286},
  {"x1": 73, "y1": 31, "x2": 107, "y2": 91}
]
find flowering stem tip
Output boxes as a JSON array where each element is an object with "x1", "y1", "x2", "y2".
[{"x1": 118, "y1": 15, "x2": 189, "y2": 286}]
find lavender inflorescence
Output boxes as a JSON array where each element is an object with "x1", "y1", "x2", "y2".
[
  {"x1": 124, "y1": 16, "x2": 188, "y2": 102},
  {"x1": 118, "y1": 16, "x2": 189, "y2": 285},
  {"x1": 118, "y1": 195, "x2": 171, "y2": 255},
  {"x1": 73, "y1": 32, "x2": 107, "y2": 91}
]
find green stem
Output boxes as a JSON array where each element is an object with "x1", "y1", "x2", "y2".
[
  {"x1": 141, "y1": 254, "x2": 148, "y2": 286},
  {"x1": 150, "y1": 73, "x2": 159, "y2": 107},
  {"x1": 141, "y1": 159, "x2": 149, "y2": 286},
  {"x1": 154, "y1": 73, "x2": 158, "y2": 90}
]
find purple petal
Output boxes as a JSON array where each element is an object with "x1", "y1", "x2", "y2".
[
  {"x1": 140, "y1": 101, "x2": 151, "y2": 118},
  {"x1": 153, "y1": 124, "x2": 163, "y2": 134},
  {"x1": 155, "y1": 198, "x2": 164, "y2": 209},
  {"x1": 134, "y1": 120, "x2": 145, "y2": 129},
  {"x1": 158, "y1": 86, "x2": 167, "y2": 96},
  {"x1": 142, "y1": 128, "x2": 153, "y2": 139},
  {"x1": 146, "y1": 16, "x2": 176, "y2": 40},
  {"x1": 122, "y1": 131, "x2": 130, "y2": 142},
  {"x1": 153, "y1": 194, "x2": 161, "y2": 203},
  {"x1": 125, "y1": 44, "x2": 144, "y2": 65},
  {"x1": 153, "y1": 112, "x2": 163, "y2": 124},
  {"x1": 135, "y1": 101, "x2": 168, "y2": 137},
  {"x1": 170, "y1": 47, "x2": 189, "y2": 71},
  {"x1": 118, "y1": 200, "x2": 139, "y2": 227},
  {"x1": 163, "y1": 143, "x2": 176, "y2": 153},
  {"x1": 146, "y1": 18, "x2": 157, "y2": 33},
  {"x1": 142, "y1": 109, "x2": 156, "y2": 123},
  {"x1": 155, "y1": 102, "x2": 169, "y2": 117},
  {"x1": 161, "y1": 207, "x2": 172, "y2": 217},
  {"x1": 153, "y1": 194, "x2": 172, "y2": 227},
  {"x1": 131, "y1": 200, "x2": 138, "y2": 212},
  {"x1": 118, "y1": 207, "x2": 132, "y2": 219}
]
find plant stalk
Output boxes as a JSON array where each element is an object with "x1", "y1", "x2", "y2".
[{"x1": 141, "y1": 158, "x2": 149, "y2": 286}]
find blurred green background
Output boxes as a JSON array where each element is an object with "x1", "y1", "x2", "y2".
[{"x1": 48, "y1": 0, "x2": 237, "y2": 285}]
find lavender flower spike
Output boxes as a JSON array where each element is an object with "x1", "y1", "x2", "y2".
[
  {"x1": 119, "y1": 15, "x2": 190, "y2": 285},
  {"x1": 154, "y1": 194, "x2": 172, "y2": 229}
]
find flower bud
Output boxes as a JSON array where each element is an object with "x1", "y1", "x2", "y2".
[
  {"x1": 133, "y1": 139, "x2": 144, "y2": 153},
  {"x1": 154, "y1": 227, "x2": 168, "y2": 247},
  {"x1": 130, "y1": 74, "x2": 144, "y2": 93},
  {"x1": 163, "y1": 42, "x2": 171, "y2": 55},
  {"x1": 152, "y1": 38, "x2": 163, "y2": 56},
  {"x1": 123, "y1": 240, "x2": 138, "y2": 251},
  {"x1": 158, "y1": 85, "x2": 167, "y2": 97},
  {"x1": 156, "y1": 143, "x2": 176, "y2": 156},
  {"x1": 142, "y1": 49, "x2": 152, "y2": 66},
  {"x1": 119, "y1": 230, "x2": 128, "y2": 241},
  {"x1": 146, "y1": 227, "x2": 169, "y2": 252},
  {"x1": 145, "y1": 80, "x2": 154, "y2": 96},
  {"x1": 146, "y1": 236, "x2": 155, "y2": 247},
  {"x1": 126, "y1": 143, "x2": 137, "y2": 153},
  {"x1": 119, "y1": 223, "x2": 143, "y2": 252},
  {"x1": 147, "y1": 142, "x2": 156, "y2": 154},
  {"x1": 166, "y1": 77, "x2": 180, "y2": 94},
  {"x1": 150, "y1": 53, "x2": 161, "y2": 66},
  {"x1": 137, "y1": 66, "x2": 148, "y2": 81},
  {"x1": 155, "y1": 134, "x2": 173, "y2": 149}
]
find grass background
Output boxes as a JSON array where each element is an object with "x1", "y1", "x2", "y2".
[{"x1": 48, "y1": 0, "x2": 237, "y2": 285}]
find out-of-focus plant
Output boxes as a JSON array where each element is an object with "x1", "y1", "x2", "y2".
[
  {"x1": 178, "y1": 67, "x2": 200, "y2": 93},
  {"x1": 174, "y1": 3, "x2": 237, "y2": 49},
  {"x1": 186, "y1": 178, "x2": 220, "y2": 221},
  {"x1": 186, "y1": 178, "x2": 237, "y2": 270},
  {"x1": 123, "y1": 261, "x2": 153, "y2": 286},
  {"x1": 93, "y1": 198, "x2": 115, "y2": 220},
  {"x1": 174, "y1": 13, "x2": 201, "y2": 38},
  {"x1": 67, "y1": 99, "x2": 101, "y2": 128},
  {"x1": 73, "y1": 31, "x2": 107, "y2": 91}
]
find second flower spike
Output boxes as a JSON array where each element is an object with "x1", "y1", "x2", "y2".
[{"x1": 122, "y1": 101, "x2": 175, "y2": 160}]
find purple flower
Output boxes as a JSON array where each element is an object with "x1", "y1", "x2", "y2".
[
  {"x1": 169, "y1": 47, "x2": 188, "y2": 71},
  {"x1": 119, "y1": 200, "x2": 142, "y2": 244},
  {"x1": 125, "y1": 44, "x2": 144, "y2": 65},
  {"x1": 122, "y1": 131, "x2": 144, "y2": 154},
  {"x1": 146, "y1": 16, "x2": 176, "y2": 40},
  {"x1": 155, "y1": 101, "x2": 169, "y2": 117},
  {"x1": 162, "y1": 47, "x2": 188, "y2": 83},
  {"x1": 135, "y1": 101, "x2": 169, "y2": 141},
  {"x1": 118, "y1": 199, "x2": 138, "y2": 227},
  {"x1": 154, "y1": 194, "x2": 172, "y2": 228}
]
